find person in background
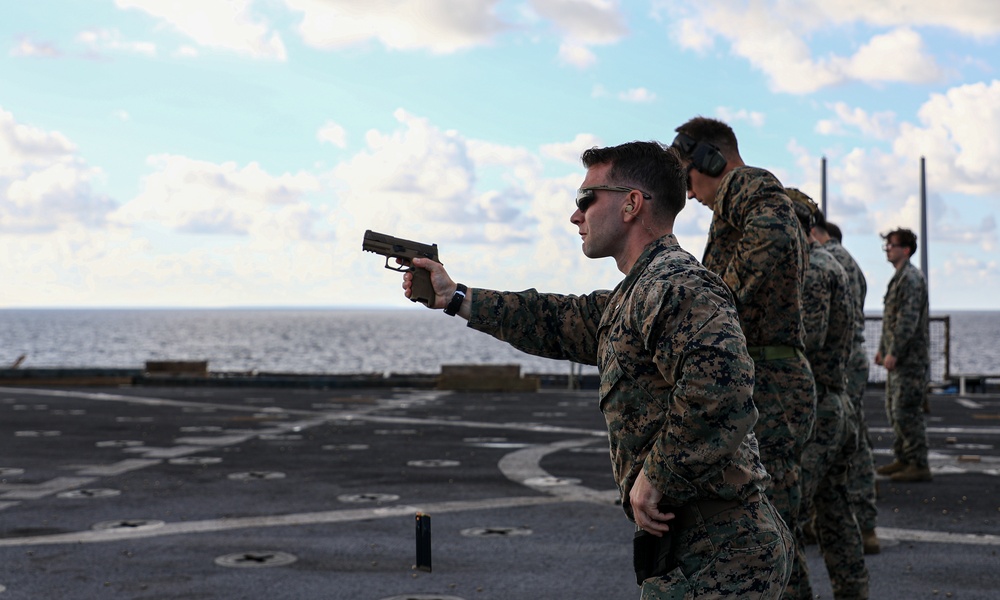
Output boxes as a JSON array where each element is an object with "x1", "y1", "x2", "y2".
[
  {"x1": 817, "y1": 219, "x2": 881, "y2": 554},
  {"x1": 401, "y1": 141, "x2": 792, "y2": 598},
  {"x1": 827, "y1": 222, "x2": 843, "y2": 243},
  {"x1": 787, "y1": 190, "x2": 870, "y2": 599},
  {"x1": 875, "y1": 228, "x2": 932, "y2": 483},
  {"x1": 670, "y1": 116, "x2": 816, "y2": 600}
]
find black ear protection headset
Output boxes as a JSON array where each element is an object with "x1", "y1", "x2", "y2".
[{"x1": 671, "y1": 132, "x2": 727, "y2": 177}]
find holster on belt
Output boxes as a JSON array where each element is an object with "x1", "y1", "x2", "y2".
[
  {"x1": 632, "y1": 495, "x2": 750, "y2": 585},
  {"x1": 633, "y1": 520, "x2": 677, "y2": 586}
]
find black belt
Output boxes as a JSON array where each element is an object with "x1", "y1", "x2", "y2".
[
  {"x1": 673, "y1": 493, "x2": 759, "y2": 530},
  {"x1": 747, "y1": 345, "x2": 800, "y2": 361}
]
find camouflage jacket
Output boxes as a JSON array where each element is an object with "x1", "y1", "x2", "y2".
[
  {"x1": 823, "y1": 239, "x2": 867, "y2": 347},
  {"x1": 803, "y1": 242, "x2": 854, "y2": 390},
  {"x1": 467, "y1": 234, "x2": 768, "y2": 518},
  {"x1": 878, "y1": 261, "x2": 930, "y2": 367},
  {"x1": 701, "y1": 166, "x2": 808, "y2": 349}
]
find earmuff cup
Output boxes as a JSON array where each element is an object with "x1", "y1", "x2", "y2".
[{"x1": 671, "y1": 132, "x2": 727, "y2": 177}]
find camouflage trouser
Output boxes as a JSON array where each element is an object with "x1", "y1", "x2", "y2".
[
  {"x1": 844, "y1": 346, "x2": 878, "y2": 531},
  {"x1": 749, "y1": 355, "x2": 816, "y2": 600},
  {"x1": 800, "y1": 386, "x2": 870, "y2": 600},
  {"x1": 639, "y1": 495, "x2": 793, "y2": 599},
  {"x1": 886, "y1": 364, "x2": 930, "y2": 468}
]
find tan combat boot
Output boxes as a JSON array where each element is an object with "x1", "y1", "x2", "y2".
[
  {"x1": 875, "y1": 460, "x2": 906, "y2": 476},
  {"x1": 890, "y1": 464, "x2": 932, "y2": 482},
  {"x1": 862, "y1": 528, "x2": 880, "y2": 555}
]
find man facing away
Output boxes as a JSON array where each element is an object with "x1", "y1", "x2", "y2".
[
  {"x1": 815, "y1": 219, "x2": 881, "y2": 554},
  {"x1": 787, "y1": 189, "x2": 870, "y2": 600},
  {"x1": 400, "y1": 141, "x2": 792, "y2": 598},
  {"x1": 875, "y1": 228, "x2": 932, "y2": 483},
  {"x1": 670, "y1": 116, "x2": 816, "y2": 600}
]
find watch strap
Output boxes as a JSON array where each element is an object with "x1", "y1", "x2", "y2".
[{"x1": 444, "y1": 283, "x2": 468, "y2": 316}]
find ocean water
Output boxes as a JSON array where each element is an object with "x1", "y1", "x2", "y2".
[
  {"x1": 0, "y1": 308, "x2": 591, "y2": 375},
  {"x1": 1, "y1": 308, "x2": 997, "y2": 379}
]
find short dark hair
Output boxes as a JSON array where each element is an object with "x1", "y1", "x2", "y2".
[
  {"x1": 826, "y1": 221, "x2": 843, "y2": 242},
  {"x1": 580, "y1": 141, "x2": 686, "y2": 221},
  {"x1": 882, "y1": 228, "x2": 918, "y2": 254},
  {"x1": 674, "y1": 116, "x2": 740, "y2": 156}
]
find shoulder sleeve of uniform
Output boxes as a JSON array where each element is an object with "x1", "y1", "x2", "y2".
[{"x1": 467, "y1": 287, "x2": 608, "y2": 365}]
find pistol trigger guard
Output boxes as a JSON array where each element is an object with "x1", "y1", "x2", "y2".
[{"x1": 383, "y1": 257, "x2": 412, "y2": 273}]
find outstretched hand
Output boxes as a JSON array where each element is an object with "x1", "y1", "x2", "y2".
[{"x1": 400, "y1": 256, "x2": 457, "y2": 310}]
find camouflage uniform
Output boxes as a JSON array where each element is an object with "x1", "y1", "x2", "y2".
[
  {"x1": 823, "y1": 238, "x2": 878, "y2": 532},
  {"x1": 799, "y1": 243, "x2": 869, "y2": 599},
  {"x1": 468, "y1": 234, "x2": 793, "y2": 598},
  {"x1": 878, "y1": 261, "x2": 931, "y2": 469},
  {"x1": 700, "y1": 167, "x2": 817, "y2": 600}
]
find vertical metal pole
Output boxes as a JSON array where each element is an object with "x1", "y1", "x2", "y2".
[
  {"x1": 821, "y1": 157, "x2": 828, "y2": 216},
  {"x1": 920, "y1": 156, "x2": 929, "y2": 293}
]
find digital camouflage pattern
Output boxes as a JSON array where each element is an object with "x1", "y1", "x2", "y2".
[
  {"x1": 467, "y1": 234, "x2": 791, "y2": 597},
  {"x1": 701, "y1": 167, "x2": 809, "y2": 350},
  {"x1": 878, "y1": 261, "x2": 930, "y2": 368},
  {"x1": 799, "y1": 241, "x2": 870, "y2": 599},
  {"x1": 700, "y1": 166, "x2": 816, "y2": 600},
  {"x1": 822, "y1": 239, "x2": 867, "y2": 348},
  {"x1": 801, "y1": 243, "x2": 853, "y2": 391},
  {"x1": 879, "y1": 261, "x2": 931, "y2": 469},
  {"x1": 823, "y1": 238, "x2": 878, "y2": 531},
  {"x1": 638, "y1": 497, "x2": 793, "y2": 600}
]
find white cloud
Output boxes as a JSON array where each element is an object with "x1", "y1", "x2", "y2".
[
  {"x1": 815, "y1": 0, "x2": 1000, "y2": 38},
  {"x1": 317, "y1": 120, "x2": 348, "y2": 148},
  {"x1": 115, "y1": 0, "x2": 286, "y2": 60},
  {"x1": 332, "y1": 109, "x2": 518, "y2": 239},
  {"x1": 836, "y1": 27, "x2": 944, "y2": 85},
  {"x1": 77, "y1": 29, "x2": 157, "y2": 57},
  {"x1": 174, "y1": 45, "x2": 199, "y2": 58},
  {"x1": 540, "y1": 133, "x2": 604, "y2": 164},
  {"x1": 815, "y1": 102, "x2": 898, "y2": 139},
  {"x1": 530, "y1": 0, "x2": 629, "y2": 44},
  {"x1": 284, "y1": 0, "x2": 508, "y2": 54},
  {"x1": 670, "y1": 1, "x2": 962, "y2": 93},
  {"x1": 894, "y1": 80, "x2": 1000, "y2": 195},
  {"x1": 9, "y1": 37, "x2": 61, "y2": 58},
  {"x1": 113, "y1": 155, "x2": 326, "y2": 239},
  {"x1": 715, "y1": 107, "x2": 765, "y2": 128},
  {"x1": 618, "y1": 87, "x2": 656, "y2": 103},
  {"x1": 0, "y1": 108, "x2": 115, "y2": 232},
  {"x1": 558, "y1": 42, "x2": 596, "y2": 68}
]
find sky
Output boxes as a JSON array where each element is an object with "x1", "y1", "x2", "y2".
[{"x1": 1, "y1": 0, "x2": 998, "y2": 312}]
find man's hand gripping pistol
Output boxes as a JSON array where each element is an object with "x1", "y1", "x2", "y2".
[{"x1": 362, "y1": 230, "x2": 440, "y2": 306}]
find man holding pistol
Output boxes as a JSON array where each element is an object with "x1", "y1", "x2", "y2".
[{"x1": 399, "y1": 141, "x2": 792, "y2": 598}]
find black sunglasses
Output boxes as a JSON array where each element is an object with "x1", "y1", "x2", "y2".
[{"x1": 575, "y1": 186, "x2": 651, "y2": 213}]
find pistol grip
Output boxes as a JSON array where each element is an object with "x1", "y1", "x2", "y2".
[{"x1": 410, "y1": 267, "x2": 435, "y2": 307}]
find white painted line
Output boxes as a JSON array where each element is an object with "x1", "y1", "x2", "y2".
[
  {"x1": 956, "y1": 398, "x2": 984, "y2": 409},
  {"x1": 497, "y1": 438, "x2": 619, "y2": 505},
  {"x1": 878, "y1": 526, "x2": 1000, "y2": 546},
  {"x1": 0, "y1": 477, "x2": 96, "y2": 500},
  {"x1": 73, "y1": 459, "x2": 162, "y2": 477},
  {"x1": 0, "y1": 495, "x2": 566, "y2": 547},
  {"x1": 124, "y1": 445, "x2": 212, "y2": 459},
  {"x1": 870, "y1": 426, "x2": 1000, "y2": 436}
]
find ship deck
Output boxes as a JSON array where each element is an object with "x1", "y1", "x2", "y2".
[{"x1": 0, "y1": 381, "x2": 998, "y2": 599}]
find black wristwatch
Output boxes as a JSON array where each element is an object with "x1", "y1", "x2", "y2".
[{"x1": 444, "y1": 283, "x2": 468, "y2": 316}]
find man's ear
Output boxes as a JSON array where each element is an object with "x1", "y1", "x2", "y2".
[{"x1": 623, "y1": 191, "x2": 644, "y2": 220}]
